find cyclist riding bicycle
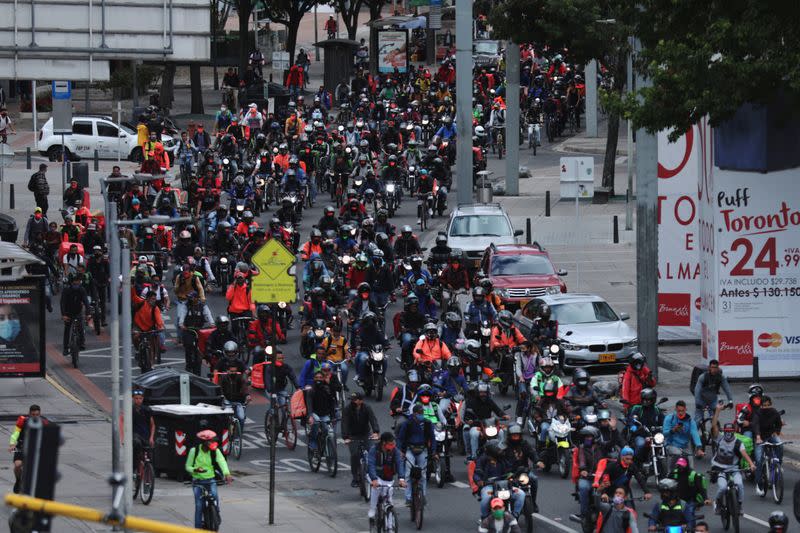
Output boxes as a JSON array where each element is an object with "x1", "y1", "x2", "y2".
[
  {"x1": 396, "y1": 403, "x2": 434, "y2": 507},
  {"x1": 263, "y1": 349, "x2": 299, "y2": 414},
  {"x1": 132, "y1": 390, "x2": 155, "y2": 468},
  {"x1": 709, "y1": 402, "x2": 755, "y2": 514},
  {"x1": 185, "y1": 429, "x2": 233, "y2": 529},
  {"x1": 218, "y1": 357, "x2": 250, "y2": 431},
  {"x1": 342, "y1": 391, "x2": 380, "y2": 488},
  {"x1": 307, "y1": 368, "x2": 342, "y2": 453},
  {"x1": 367, "y1": 432, "x2": 406, "y2": 528},
  {"x1": 8, "y1": 404, "x2": 47, "y2": 494},
  {"x1": 60, "y1": 273, "x2": 90, "y2": 356}
]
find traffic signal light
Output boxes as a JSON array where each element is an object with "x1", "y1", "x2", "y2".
[{"x1": 20, "y1": 418, "x2": 61, "y2": 532}]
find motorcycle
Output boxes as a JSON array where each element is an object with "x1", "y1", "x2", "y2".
[
  {"x1": 466, "y1": 319, "x2": 493, "y2": 361},
  {"x1": 361, "y1": 344, "x2": 387, "y2": 401},
  {"x1": 406, "y1": 166, "x2": 418, "y2": 195},
  {"x1": 539, "y1": 415, "x2": 573, "y2": 479},
  {"x1": 384, "y1": 181, "x2": 399, "y2": 216},
  {"x1": 493, "y1": 346, "x2": 516, "y2": 396},
  {"x1": 435, "y1": 186, "x2": 447, "y2": 216},
  {"x1": 215, "y1": 255, "x2": 234, "y2": 292},
  {"x1": 272, "y1": 301, "x2": 293, "y2": 341},
  {"x1": 301, "y1": 318, "x2": 328, "y2": 358}
]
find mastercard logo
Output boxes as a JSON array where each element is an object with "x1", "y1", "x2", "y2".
[{"x1": 758, "y1": 332, "x2": 782, "y2": 348}]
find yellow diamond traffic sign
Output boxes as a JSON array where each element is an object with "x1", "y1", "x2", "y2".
[{"x1": 250, "y1": 238, "x2": 297, "y2": 303}]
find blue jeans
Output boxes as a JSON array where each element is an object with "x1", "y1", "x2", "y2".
[
  {"x1": 401, "y1": 332, "x2": 415, "y2": 364},
  {"x1": 538, "y1": 421, "x2": 551, "y2": 444},
  {"x1": 685, "y1": 501, "x2": 697, "y2": 528},
  {"x1": 228, "y1": 401, "x2": 246, "y2": 430},
  {"x1": 193, "y1": 479, "x2": 218, "y2": 528},
  {"x1": 371, "y1": 291, "x2": 390, "y2": 308},
  {"x1": 755, "y1": 437, "x2": 783, "y2": 485},
  {"x1": 355, "y1": 351, "x2": 387, "y2": 381},
  {"x1": 577, "y1": 478, "x2": 592, "y2": 516},
  {"x1": 480, "y1": 485, "x2": 525, "y2": 518},
  {"x1": 633, "y1": 435, "x2": 647, "y2": 460},
  {"x1": 405, "y1": 448, "x2": 428, "y2": 502},
  {"x1": 334, "y1": 360, "x2": 350, "y2": 387},
  {"x1": 308, "y1": 414, "x2": 331, "y2": 450}
]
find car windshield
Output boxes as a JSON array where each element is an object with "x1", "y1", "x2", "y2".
[
  {"x1": 449, "y1": 215, "x2": 511, "y2": 237},
  {"x1": 119, "y1": 122, "x2": 136, "y2": 135},
  {"x1": 551, "y1": 301, "x2": 619, "y2": 324},
  {"x1": 491, "y1": 254, "x2": 554, "y2": 275},
  {"x1": 474, "y1": 42, "x2": 498, "y2": 54}
]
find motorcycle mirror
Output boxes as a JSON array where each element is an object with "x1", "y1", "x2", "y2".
[
  {"x1": 419, "y1": 247, "x2": 428, "y2": 252},
  {"x1": 779, "y1": 409, "x2": 786, "y2": 416},
  {"x1": 502, "y1": 404, "x2": 511, "y2": 411},
  {"x1": 657, "y1": 397, "x2": 669, "y2": 405},
  {"x1": 565, "y1": 330, "x2": 573, "y2": 336}
]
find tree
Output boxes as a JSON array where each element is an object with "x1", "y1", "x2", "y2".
[
  {"x1": 233, "y1": 0, "x2": 256, "y2": 74},
  {"x1": 490, "y1": 0, "x2": 636, "y2": 193},
  {"x1": 362, "y1": 0, "x2": 387, "y2": 73},
  {"x1": 333, "y1": 0, "x2": 365, "y2": 40},
  {"x1": 262, "y1": 0, "x2": 319, "y2": 67},
  {"x1": 625, "y1": 0, "x2": 800, "y2": 140}
]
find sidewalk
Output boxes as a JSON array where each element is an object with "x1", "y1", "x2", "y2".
[
  {"x1": 0, "y1": 375, "x2": 357, "y2": 532},
  {"x1": 554, "y1": 115, "x2": 630, "y2": 157}
]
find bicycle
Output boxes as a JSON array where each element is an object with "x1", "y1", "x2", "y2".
[
  {"x1": 187, "y1": 480, "x2": 226, "y2": 531},
  {"x1": 230, "y1": 316, "x2": 252, "y2": 363},
  {"x1": 306, "y1": 417, "x2": 338, "y2": 477},
  {"x1": 758, "y1": 441, "x2": 789, "y2": 504},
  {"x1": 492, "y1": 125, "x2": 506, "y2": 159},
  {"x1": 417, "y1": 193, "x2": 431, "y2": 230},
  {"x1": 406, "y1": 455, "x2": 425, "y2": 529},
  {"x1": 132, "y1": 446, "x2": 155, "y2": 505},
  {"x1": 66, "y1": 315, "x2": 85, "y2": 368},
  {"x1": 711, "y1": 468, "x2": 746, "y2": 533},
  {"x1": 136, "y1": 330, "x2": 162, "y2": 373},
  {"x1": 264, "y1": 392, "x2": 298, "y2": 450},
  {"x1": 90, "y1": 295, "x2": 103, "y2": 336},
  {"x1": 373, "y1": 483, "x2": 399, "y2": 533},
  {"x1": 222, "y1": 398, "x2": 244, "y2": 460}
]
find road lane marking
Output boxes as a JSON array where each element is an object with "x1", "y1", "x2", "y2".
[
  {"x1": 449, "y1": 481, "x2": 469, "y2": 488},
  {"x1": 46, "y1": 374, "x2": 83, "y2": 404},
  {"x1": 533, "y1": 513, "x2": 579, "y2": 533},
  {"x1": 744, "y1": 514, "x2": 770, "y2": 527}
]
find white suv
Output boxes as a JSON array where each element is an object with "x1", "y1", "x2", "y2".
[
  {"x1": 38, "y1": 115, "x2": 175, "y2": 162},
  {"x1": 445, "y1": 203, "x2": 523, "y2": 271}
]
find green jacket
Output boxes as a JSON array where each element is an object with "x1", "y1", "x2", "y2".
[{"x1": 185, "y1": 445, "x2": 230, "y2": 480}]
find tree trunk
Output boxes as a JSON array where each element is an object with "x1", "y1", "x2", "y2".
[
  {"x1": 341, "y1": 0, "x2": 362, "y2": 40},
  {"x1": 159, "y1": 63, "x2": 176, "y2": 112},
  {"x1": 369, "y1": 4, "x2": 381, "y2": 75},
  {"x1": 600, "y1": 55, "x2": 627, "y2": 194},
  {"x1": 238, "y1": 1, "x2": 252, "y2": 74},
  {"x1": 190, "y1": 64, "x2": 204, "y2": 114},
  {"x1": 286, "y1": 18, "x2": 300, "y2": 68}
]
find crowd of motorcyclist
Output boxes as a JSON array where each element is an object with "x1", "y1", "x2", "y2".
[{"x1": 16, "y1": 34, "x2": 794, "y2": 533}]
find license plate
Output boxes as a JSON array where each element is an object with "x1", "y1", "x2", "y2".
[{"x1": 598, "y1": 353, "x2": 616, "y2": 363}]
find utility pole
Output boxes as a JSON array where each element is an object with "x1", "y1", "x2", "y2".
[
  {"x1": 625, "y1": 37, "x2": 634, "y2": 230},
  {"x1": 505, "y1": 42, "x2": 520, "y2": 196},
  {"x1": 121, "y1": 238, "x2": 133, "y2": 512},
  {"x1": 585, "y1": 60, "x2": 598, "y2": 137},
  {"x1": 634, "y1": 37, "x2": 659, "y2": 378},
  {"x1": 455, "y1": 0, "x2": 473, "y2": 205},
  {"x1": 108, "y1": 199, "x2": 120, "y2": 482}
]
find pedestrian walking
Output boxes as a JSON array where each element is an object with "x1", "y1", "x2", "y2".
[{"x1": 27, "y1": 163, "x2": 51, "y2": 217}]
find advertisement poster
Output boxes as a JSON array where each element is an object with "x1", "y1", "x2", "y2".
[
  {"x1": 0, "y1": 279, "x2": 46, "y2": 377},
  {"x1": 701, "y1": 164, "x2": 800, "y2": 377},
  {"x1": 657, "y1": 126, "x2": 703, "y2": 340},
  {"x1": 377, "y1": 30, "x2": 409, "y2": 73}
]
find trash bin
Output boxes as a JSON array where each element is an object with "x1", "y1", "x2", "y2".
[
  {"x1": 0, "y1": 213, "x2": 19, "y2": 243},
  {"x1": 149, "y1": 403, "x2": 234, "y2": 479},
  {"x1": 134, "y1": 367, "x2": 224, "y2": 406},
  {"x1": 71, "y1": 162, "x2": 89, "y2": 189},
  {"x1": 477, "y1": 184, "x2": 493, "y2": 203}
]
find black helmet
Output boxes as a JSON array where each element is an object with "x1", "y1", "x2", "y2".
[
  {"x1": 538, "y1": 304, "x2": 551, "y2": 320},
  {"x1": 640, "y1": 388, "x2": 656, "y2": 406},
  {"x1": 362, "y1": 311, "x2": 377, "y2": 324},
  {"x1": 435, "y1": 234, "x2": 447, "y2": 247},
  {"x1": 310, "y1": 286, "x2": 324, "y2": 300},
  {"x1": 768, "y1": 511, "x2": 789, "y2": 532},
  {"x1": 257, "y1": 304, "x2": 271, "y2": 316},
  {"x1": 573, "y1": 368, "x2": 590, "y2": 389},
  {"x1": 357, "y1": 281, "x2": 371, "y2": 293},
  {"x1": 446, "y1": 356, "x2": 461, "y2": 369},
  {"x1": 748, "y1": 383, "x2": 764, "y2": 398},
  {"x1": 417, "y1": 384, "x2": 433, "y2": 397},
  {"x1": 497, "y1": 310, "x2": 513, "y2": 329},
  {"x1": 216, "y1": 315, "x2": 230, "y2": 328},
  {"x1": 579, "y1": 426, "x2": 601, "y2": 440},
  {"x1": 485, "y1": 443, "x2": 502, "y2": 460},
  {"x1": 472, "y1": 286, "x2": 486, "y2": 302}
]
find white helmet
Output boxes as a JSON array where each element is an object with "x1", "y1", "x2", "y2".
[
  {"x1": 312, "y1": 109, "x2": 323, "y2": 120},
  {"x1": 475, "y1": 125, "x2": 486, "y2": 137}
]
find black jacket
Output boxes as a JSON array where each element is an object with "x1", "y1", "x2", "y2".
[
  {"x1": 308, "y1": 379, "x2": 342, "y2": 418},
  {"x1": 60, "y1": 285, "x2": 89, "y2": 316},
  {"x1": 342, "y1": 403, "x2": 380, "y2": 439}
]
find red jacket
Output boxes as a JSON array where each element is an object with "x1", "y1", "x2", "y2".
[
  {"x1": 246, "y1": 317, "x2": 285, "y2": 346},
  {"x1": 621, "y1": 365, "x2": 656, "y2": 407}
]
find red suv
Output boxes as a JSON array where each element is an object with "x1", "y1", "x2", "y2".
[{"x1": 479, "y1": 244, "x2": 567, "y2": 310}]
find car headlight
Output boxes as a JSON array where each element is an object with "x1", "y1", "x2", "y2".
[
  {"x1": 624, "y1": 338, "x2": 638, "y2": 348},
  {"x1": 653, "y1": 432, "x2": 665, "y2": 445},
  {"x1": 561, "y1": 342, "x2": 585, "y2": 351},
  {"x1": 546, "y1": 285, "x2": 561, "y2": 295},
  {"x1": 495, "y1": 288, "x2": 508, "y2": 299}
]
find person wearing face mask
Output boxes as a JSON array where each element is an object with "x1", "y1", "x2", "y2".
[
  {"x1": 366, "y1": 432, "x2": 406, "y2": 527},
  {"x1": 647, "y1": 479, "x2": 693, "y2": 532},
  {"x1": 478, "y1": 497, "x2": 522, "y2": 533},
  {"x1": 342, "y1": 391, "x2": 380, "y2": 488},
  {"x1": 504, "y1": 424, "x2": 543, "y2": 513},
  {"x1": 396, "y1": 403, "x2": 434, "y2": 507},
  {"x1": 667, "y1": 457, "x2": 709, "y2": 529},
  {"x1": 662, "y1": 400, "x2": 704, "y2": 469},
  {"x1": 225, "y1": 271, "x2": 253, "y2": 321},
  {"x1": 710, "y1": 402, "x2": 755, "y2": 513},
  {"x1": 595, "y1": 486, "x2": 639, "y2": 533},
  {"x1": 412, "y1": 384, "x2": 445, "y2": 425},
  {"x1": 0, "y1": 304, "x2": 37, "y2": 360},
  {"x1": 736, "y1": 383, "x2": 764, "y2": 440},
  {"x1": 621, "y1": 353, "x2": 657, "y2": 411},
  {"x1": 24, "y1": 207, "x2": 49, "y2": 246},
  {"x1": 568, "y1": 426, "x2": 604, "y2": 521},
  {"x1": 60, "y1": 274, "x2": 90, "y2": 355},
  {"x1": 473, "y1": 443, "x2": 524, "y2": 520},
  {"x1": 185, "y1": 429, "x2": 233, "y2": 529},
  {"x1": 597, "y1": 447, "x2": 652, "y2": 504}
]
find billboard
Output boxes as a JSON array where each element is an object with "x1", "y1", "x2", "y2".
[
  {"x1": 0, "y1": 279, "x2": 46, "y2": 377},
  {"x1": 377, "y1": 30, "x2": 409, "y2": 73},
  {"x1": 701, "y1": 164, "x2": 800, "y2": 378},
  {"x1": 657, "y1": 125, "x2": 705, "y2": 340}
]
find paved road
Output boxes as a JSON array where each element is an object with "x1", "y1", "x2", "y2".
[{"x1": 42, "y1": 141, "x2": 796, "y2": 533}]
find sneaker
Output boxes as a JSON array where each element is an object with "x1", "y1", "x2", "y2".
[
  {"x1": 756, "y1": 485, "x2": 765, "y2": 497},
  {"x1": 569, "y1": 513, "x2": 583, "y2": 522},
  {"x1": 351, "y1": 479, "x2": 360, "y2": 488},
  {"x1": 417, "y1": 218, "x2": 422, "y2": 225},
  {"x1": 516, "y1": 417, "x2": 523, "y2": 426},
  {"x1": 714, "y1": 501, "x2": 720, "y2": 515}
]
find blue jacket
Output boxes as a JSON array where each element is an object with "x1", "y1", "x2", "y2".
[
  {"x1": 465, "y1": 301, "x2": 497, "y2": 324},
  {"x1": 662, "y1": 413, "x2": 701, "y2": 449},
  {"x1": 367, "y1": 444, "x2": 406, "y2": 482},
  {"x1": 473, "y1": 455, "x2": 512, "y2": 483},
  {"x1": 397, "y1": 415, "x2": 433, "y2": 451},
  {"x1": 435, "y1": 124, "x2": 456, "y2": 140},
  {"x1": 433, "y1": 371, "x2": 468, "y2": 397},
  {"x1": 439, "y1": 326, "x2": 464, "y2": 351},
  {"x1": 298, "y1": 357, "x2": 323, "y2": 388}
]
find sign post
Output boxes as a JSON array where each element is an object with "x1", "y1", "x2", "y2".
[{"x1": 52, "y1": 81, "x2": 72, "y2": 194}]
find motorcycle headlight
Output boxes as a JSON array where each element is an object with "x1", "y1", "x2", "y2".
[
  {"x1": 278, "y1": 301, "x2": 287, "y2": 309},
  {"x1": 518, "y1": 473, "x2": 529, "y2": 485},
  {"x1": 314, "y1": 329, "x2": 325, "y2": 338},
  {"x1": 481, "y1": 327, "x2": 491, "y2": 337},
  {"x1": 409, "y1": 166, "x2": 416, "y2": 172},
  {"x1": 223, "y1": 158, "x2": 230, "y2": 165},
  {"x1": 549, "y1": 344, "x2": 561, "y2": 355},
  {"x1": 219, "y1": 257, "x2": 228, "y2": 265},
  {"x1": 497, "y1": 489, "x2": 511, "y2": 500},
  {"x1": 653, "y1": 432, "x2": 665, "y2": 445},
  {"x1": 485, "y1": 426, "x2": 498, "y2": 438},
  {"x1": 546, "y1": 285, "x2": 561, "y2": 295},
  {"x1": 236, "y1": 204, "x2": 245, "y2": 212},
  {"x1": 386, "y1": 183, "x2": 395, "y2": 192},
  {"x1": 342, "y1": 256, "x2": 352, "y2": 265},
  {"x1": 266, "y1": 345, "x2": 274, "y2": 355},
  {"x1": 434, "y1": 430, "x2": 446, "y2": 442},
  {"x1": 372, "y1": 351, "x2": 384, "y2": 361}
]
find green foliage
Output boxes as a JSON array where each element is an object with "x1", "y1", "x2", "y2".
[
  {"x1": 626, "y1": 0, "x2": 800, "y2": 140},
  {"x1": 95, "y1": 65, "x2": 163, "y2": 95}
]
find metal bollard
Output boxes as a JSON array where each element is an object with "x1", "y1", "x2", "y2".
[
  {"x1": 613, "y1": 215, "x2": 619, "y2": 244},
  {"x1": 26, "y1": 147, "x2": 32, "y2": 169},
  {"x1": 753, "y1": 356, "x2": 760, "y2": 382},
  {"x1": 9, "y1": 184, "x2": 14, "y2": 209},
  {"x1": 545, "y1": 190, "x2": 551, "y2": 217},
  {"x1": 526, "y1": 218, "x2": 532, "y2": 245},
  {"x1": 94, "y1": 150, "x2": 99, "y2": 172}
]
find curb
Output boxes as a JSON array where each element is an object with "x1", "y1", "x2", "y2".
[{"x1": 554, "y1": 143, "x2": 628, "y2": 157}]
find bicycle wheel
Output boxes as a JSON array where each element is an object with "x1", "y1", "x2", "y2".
[
  {"x1": 132, "y1": 463, "x2": 142, "y2": 500},
  {"x1": 70, "y1": 325, "x2": 80, "y2": 369},
  {"x1": 432, "y1": 456, "x2": 444, "y2": 488},
  {"x1": 231, "y1": 419, "x2": 243, "y2": 460},
  {"x1": 93, "y1": 307, "x2": 102, "y2": 335},
  {"x1": 264, "y1": 411, "x2": 275, "y2": 446},
  {"x1": 326, "y1": 433, "x2": 338, "y2": 478},
  {"x1": 728, "y1": 489, "x2": 739, "y2": 533},
  {"x1": 720, "y1": 493, "x2": 730, "y2": 530},
  {"x1": 140, "y1": 461, "x2": 155, "y2": 505},
  {"x1": 386, "y1": 507, "x2": 397, "y2": 533},
  {"x1": 757, "y1": 462, "x2": 767, "y2": 498},
  {"x1": 283, "y1": 415, "x2": 298, "y2": 451},
  {"x1": 376, "y1": 505, "x2": 385, "y2": 533},
  {"x1": 773, "y1": 463, "x2": 784, "y2": 504},
  {"x1": 413, "y1": 482, "x2": 424, "y2": 529},
  {"x1": 307, "y1": 440, "x2": 322, "y2": 472},
  {"x1": 204, "y1": 500, "x2": 221, "y2": 531}
]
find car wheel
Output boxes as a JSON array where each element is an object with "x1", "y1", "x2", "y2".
[
  {"x1": 130, "y1": 146, "x2": 143, "y2": 162},
  {"x1": 47, "y1": 145, "x2": 74, "y2": 162}
]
